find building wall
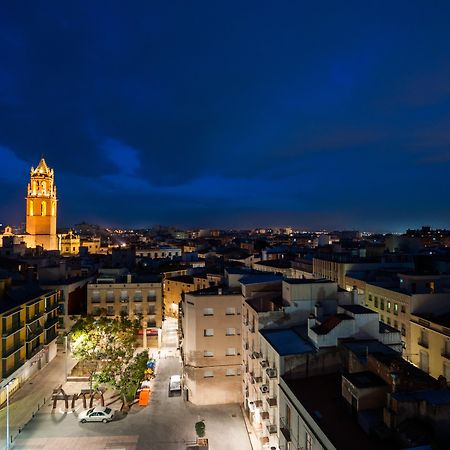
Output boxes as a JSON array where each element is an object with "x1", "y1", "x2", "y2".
[
  {"x1": 182, "y1": 292, "x2": 242, "y2": 405},
  {"x1": 87, "y1": 281, "x2": 162, "y2": 328},
  {"x1": 409, "y1": 315, "x2": 450, "y2": 382}
]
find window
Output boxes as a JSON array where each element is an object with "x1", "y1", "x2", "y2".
[
  {"x1": 106, "y1": 291, "x2": 114, "y2": 302},
  {"x1": 374, "y1": 298, "x2": 378, "y2": 308},
  {"x1": 120, "y1": 290, "x2": 129, "y2": 302},
  {"x1": 420, "y1": 329, "x2": 429, "y2": 347},
  {"x1": 203, "y1": 308, "x2": 214, "y2": 316},
  {"x1": 387, "y1": 301, "x2": 391, "y2": 312},
  {"x1": 226, "y1": 307, "x2": 236, "y2": 315},
  {"x1": 92, "y1": 291, "x2": 100, "y2": 303},
  {"x1": 134, "y1": 290, "x2": 143, "y2": 302},
  {"x1": 394, "y1": 320, "x2": 398, "y2": 329},
  {"x1": 401, "y1": 305, "x2": 406, "y2": 313},
  {"x1": 226, "y1": 348, "x2": 236, "y2": 356},
  {"x1": 204, "y1": 370, "x2": 214, "y2": 378},
  {"x1": 394, "y1": 303, "x2": 398, "y2": 315},
  {"x1": 204, "y1": 329, "x2": 214, "y2": 337},
  {"x1": 226, "y1": 328, "x2": 236, "y2": 336},
  {"x1": 107, "y1": 306, "x2": 115, "y2": 316},
  {"x1": 380, "y1": 299, "x2": 385, "y2": 311},
  {"x1": 380, "y1": 315, "x2": 384, "y2": 322},
  {"x1": 387, "y1": 317, "x2": 391, "y2": 325},
  {"x1": 203, "y1": 351, "x2": 214, "y2": 357},
  {"x1": 120, "y1": 305, "x2": 128, "y2": 315},
  {"x1": 401, "y1": 324, "x2": 406, "y2": 336},
  {"x1": 134, "y1": 304, "x2": 142, "y2": 315},
  {"x1": 368, "y1": 294, "x2": 372, "y2": 302},
  {"x1": 226, "y1": 368, "x2": 237, "y2": 376},
  {"x1": 419, "y1": 350, "x2": 429, "y2": 373}
]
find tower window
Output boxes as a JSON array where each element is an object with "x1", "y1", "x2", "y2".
[
  {"x1": 29, "y1": 200, "x2": 34, "y2": 216},
  {"x1": 41, "y1": 201, "x2": 47, "y2": 216}
]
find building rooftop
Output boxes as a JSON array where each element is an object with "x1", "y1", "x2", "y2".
[
  {"x1": 340, "y1": 339, "x2": 399, "y2": 364},
  {"x1": 260, "y1": 328, "x2": 314, "y2": 356},
  {"x1": 343, "y1": 371, "x2": 388, "y2": 389},
  {"x1": 311, "y1": 314, "x2": 353, "y2": 335},
  {"x1": 283, "y1": 373, "x2": 381, "y2": 450},
  {"x1": 413, "y1": 312, "x2": 450, "y2": 329},
  {"x1": 0, "y1": 283, "x2": 52, "y2": 314},
  {"x1": 239, "y1": 274, "x2": 283, "y2": 286},
  {"x1": 339, "y1": 304, "x2": 376, "y2": 315},
  {"x1": 283, "y1": 278, "x2": 334, "y2": 285},
  {"x1": 246, "y1": 293, "x2": 284, "y2": 313},
  {"x1": 391, "y1": 389, "x2": 450, "y2": 406}
]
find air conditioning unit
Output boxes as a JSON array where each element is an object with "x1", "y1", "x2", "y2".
[
  {"x1": 252, "y1": 351, "x2": 261, "y2": 359},
  {"x1": 266, "y1": 368, "x2": 277, "y2": 378},
  {"x1": 260, "y1": 360, "x2": 268, "y2": 368},
  {"x1": 260, "y1": 384, "x2": 269, "y2": 393}
]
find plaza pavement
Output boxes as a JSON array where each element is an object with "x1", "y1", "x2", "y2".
[{"x1": 9, "y1": 319, "x2": 253, "y2": 450}]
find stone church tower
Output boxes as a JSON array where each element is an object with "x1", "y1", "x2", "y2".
[{"x1": 25, "y1": 158, "x2": 58, "y2": 250}]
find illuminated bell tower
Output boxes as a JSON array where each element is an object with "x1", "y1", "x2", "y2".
[{"x1": 25, "y1": 158, "x2": 58, "y2": 250}]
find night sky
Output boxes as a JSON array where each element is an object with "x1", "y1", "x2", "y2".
[{"x1": 1, "y1": 2, "x2": 450, "y2": 231}]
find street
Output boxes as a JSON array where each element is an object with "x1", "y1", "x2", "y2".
[{"x1": 9, "y1": 319, "x2": 252, "y2": 450}]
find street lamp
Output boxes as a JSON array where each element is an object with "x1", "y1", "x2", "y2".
[{"x1": 5, "y1": 378, "x2": 16, "y2": 450}]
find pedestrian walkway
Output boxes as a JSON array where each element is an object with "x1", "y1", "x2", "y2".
[{"x1": 0, "y1": 350, "x2": 76, "y2": 450}]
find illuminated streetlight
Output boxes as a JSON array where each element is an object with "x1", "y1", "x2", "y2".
[{"x1": 4, "y1": 378, "x2": 16, "y2": 450}]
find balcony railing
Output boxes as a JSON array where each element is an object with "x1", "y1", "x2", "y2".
[
  {"x1": 2, "y1": 358, "x2": 25, "y2": 378},
  {"x1": 2, "y1": 340, "x2": 25, "y2": 358},
  {"x1": 26, "y1": 327, "x2": 44, "y2": 342},
  {"x1": 2, "y1": 321, "x2": 24, "y2": 338},
  {"x1": 441, "y1": 351, "x2": 450, "y2": 360},
  {"x1": 44, "y1": 316, "x2": 59, "y2": 329},
  {"x1": 45, "y1": 302, "x2": 58, "y2": 313},
  {"x1": 27, "y1": 344, "x2": 44, "y2": 359},
  {"x1": 45, "y1": 329, "x2": 57, "y2": 344},
  {"x1": 26, "y1": 312, "x2": 43, "y2": 324}
]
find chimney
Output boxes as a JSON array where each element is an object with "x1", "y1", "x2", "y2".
[
  {"x1": 218, "y1": 287, "x2": 223, "y2": 295},
  {"x1": 127, "y1": 274, "x2": 132, "y2": 283},
  {"x1": 352, "y1": 287, "x2": 359, "y2": 305},
  {"x1": 314, "y1": 302, "x2": 323, "y2": 321},
  {"x1": 307, "y1": 313, "x2": 316, "y2": 330}
]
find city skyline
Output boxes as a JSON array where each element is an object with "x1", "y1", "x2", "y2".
[{"x1": 2, "y1": 2, "x2": 450, "y2": 231}]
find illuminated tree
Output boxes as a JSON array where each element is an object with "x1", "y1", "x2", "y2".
[{"x1": 70, "y1": 315, "x2": 140, "y2": 394}]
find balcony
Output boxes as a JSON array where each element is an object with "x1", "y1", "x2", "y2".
[
  {"x1": 253, "y1": 376, "x2": 262, "y2": 384},
  {"x1": 2, "y1": 340, "x2": 25, "y2": 358},
  {"x1": 2, "y1": 358, "x2": 25, "y2": 378},
  {"x1": 45, "y1": 301, "x2": 58, "y2": 313},
  {"x1": 45, "y1": 329, "x2": 57, "y2": 344},
  {"x1": 251, "y1": 351, "x2": 262, "y2": 359},
  {"x1": 44, "y1": 316, "x2": 59, "y2": 329},
  {"x1": 280, "y1": 417, "x2": 291, "y2": 442},
  {"x1": 267, "y1": 397, "x2": 277, "y2": 407},
  {"x1": 26, "y1": 312, "x2": 43, "y2": 324},
  {"x1": 27, "y1": 344, "x2": 44, "y2": 359},
  {"x1": 26, "y1": 326, "x2": 44, "y2": 342},
  {"x1": 418, "y1": 339, "x2": 429, "y2": 349},
  {"x1": 2, "y1": 321, "x2": 24, "y2": 338}
]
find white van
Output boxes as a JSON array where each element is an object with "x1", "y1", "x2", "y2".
[{"x1": 169, "y1": 375, "x2": 181, "y2": 393}]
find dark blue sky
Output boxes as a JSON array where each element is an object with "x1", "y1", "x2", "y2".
[{"x1": 1, "y1": 1, "x2": 450, "y2": 231}]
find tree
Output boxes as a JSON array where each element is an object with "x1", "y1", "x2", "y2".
[{"x1": 70, "y1": 315, "x2": 140, "y2": 393}]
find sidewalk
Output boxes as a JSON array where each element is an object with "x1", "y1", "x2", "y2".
[{"x1": 0, "y1": 350, "x2": 76, "y2": 450}]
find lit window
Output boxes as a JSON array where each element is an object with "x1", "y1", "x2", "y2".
[
  {"x1": 203, "y1": 351, "x2": 214, "y2": 357},
  {"x1": 226, "y1": 328, "x2": 236, "y2": 336},
  {"x1": 394, "y1": 303, "x2": 398, "y2": 315},
  {"x1": 204, "y1": 329, "x2": 214, "y2": 337}
]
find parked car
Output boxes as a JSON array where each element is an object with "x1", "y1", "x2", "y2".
[
  {"x1": 169, "y1": 374, "x2": 181, "y2": 394},
  {"x1": 78, "y1": 406, "x2": 115, "y2": 423}
]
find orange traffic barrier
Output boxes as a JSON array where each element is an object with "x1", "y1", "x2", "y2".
[{"x1": 138, "y1": 389, "x2": 151, "y2": 406}]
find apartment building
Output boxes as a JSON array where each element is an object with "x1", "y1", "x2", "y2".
[
  {"x1": 0, "y1": 276, "x2": 58, "y2": 403},
  {"x1": 164, "y1": 274, "x2": 220, "y2": 318},
  {"x1": 409, "y1": 312, "x2": 450, "y2": 382},
  {"x1": 180, "y1": 287, "x2": 242, "y2": 405},
  {"x1": 87, "y1": 274, "x2": 162, "y2": 329},
  {"x1": 364, "y1": 273, "x2": 450, "y2": 355}
]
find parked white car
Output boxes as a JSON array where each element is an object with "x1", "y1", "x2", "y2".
[{"x1": 78, "y1": 406, "x2": 115, "y2": 423}]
